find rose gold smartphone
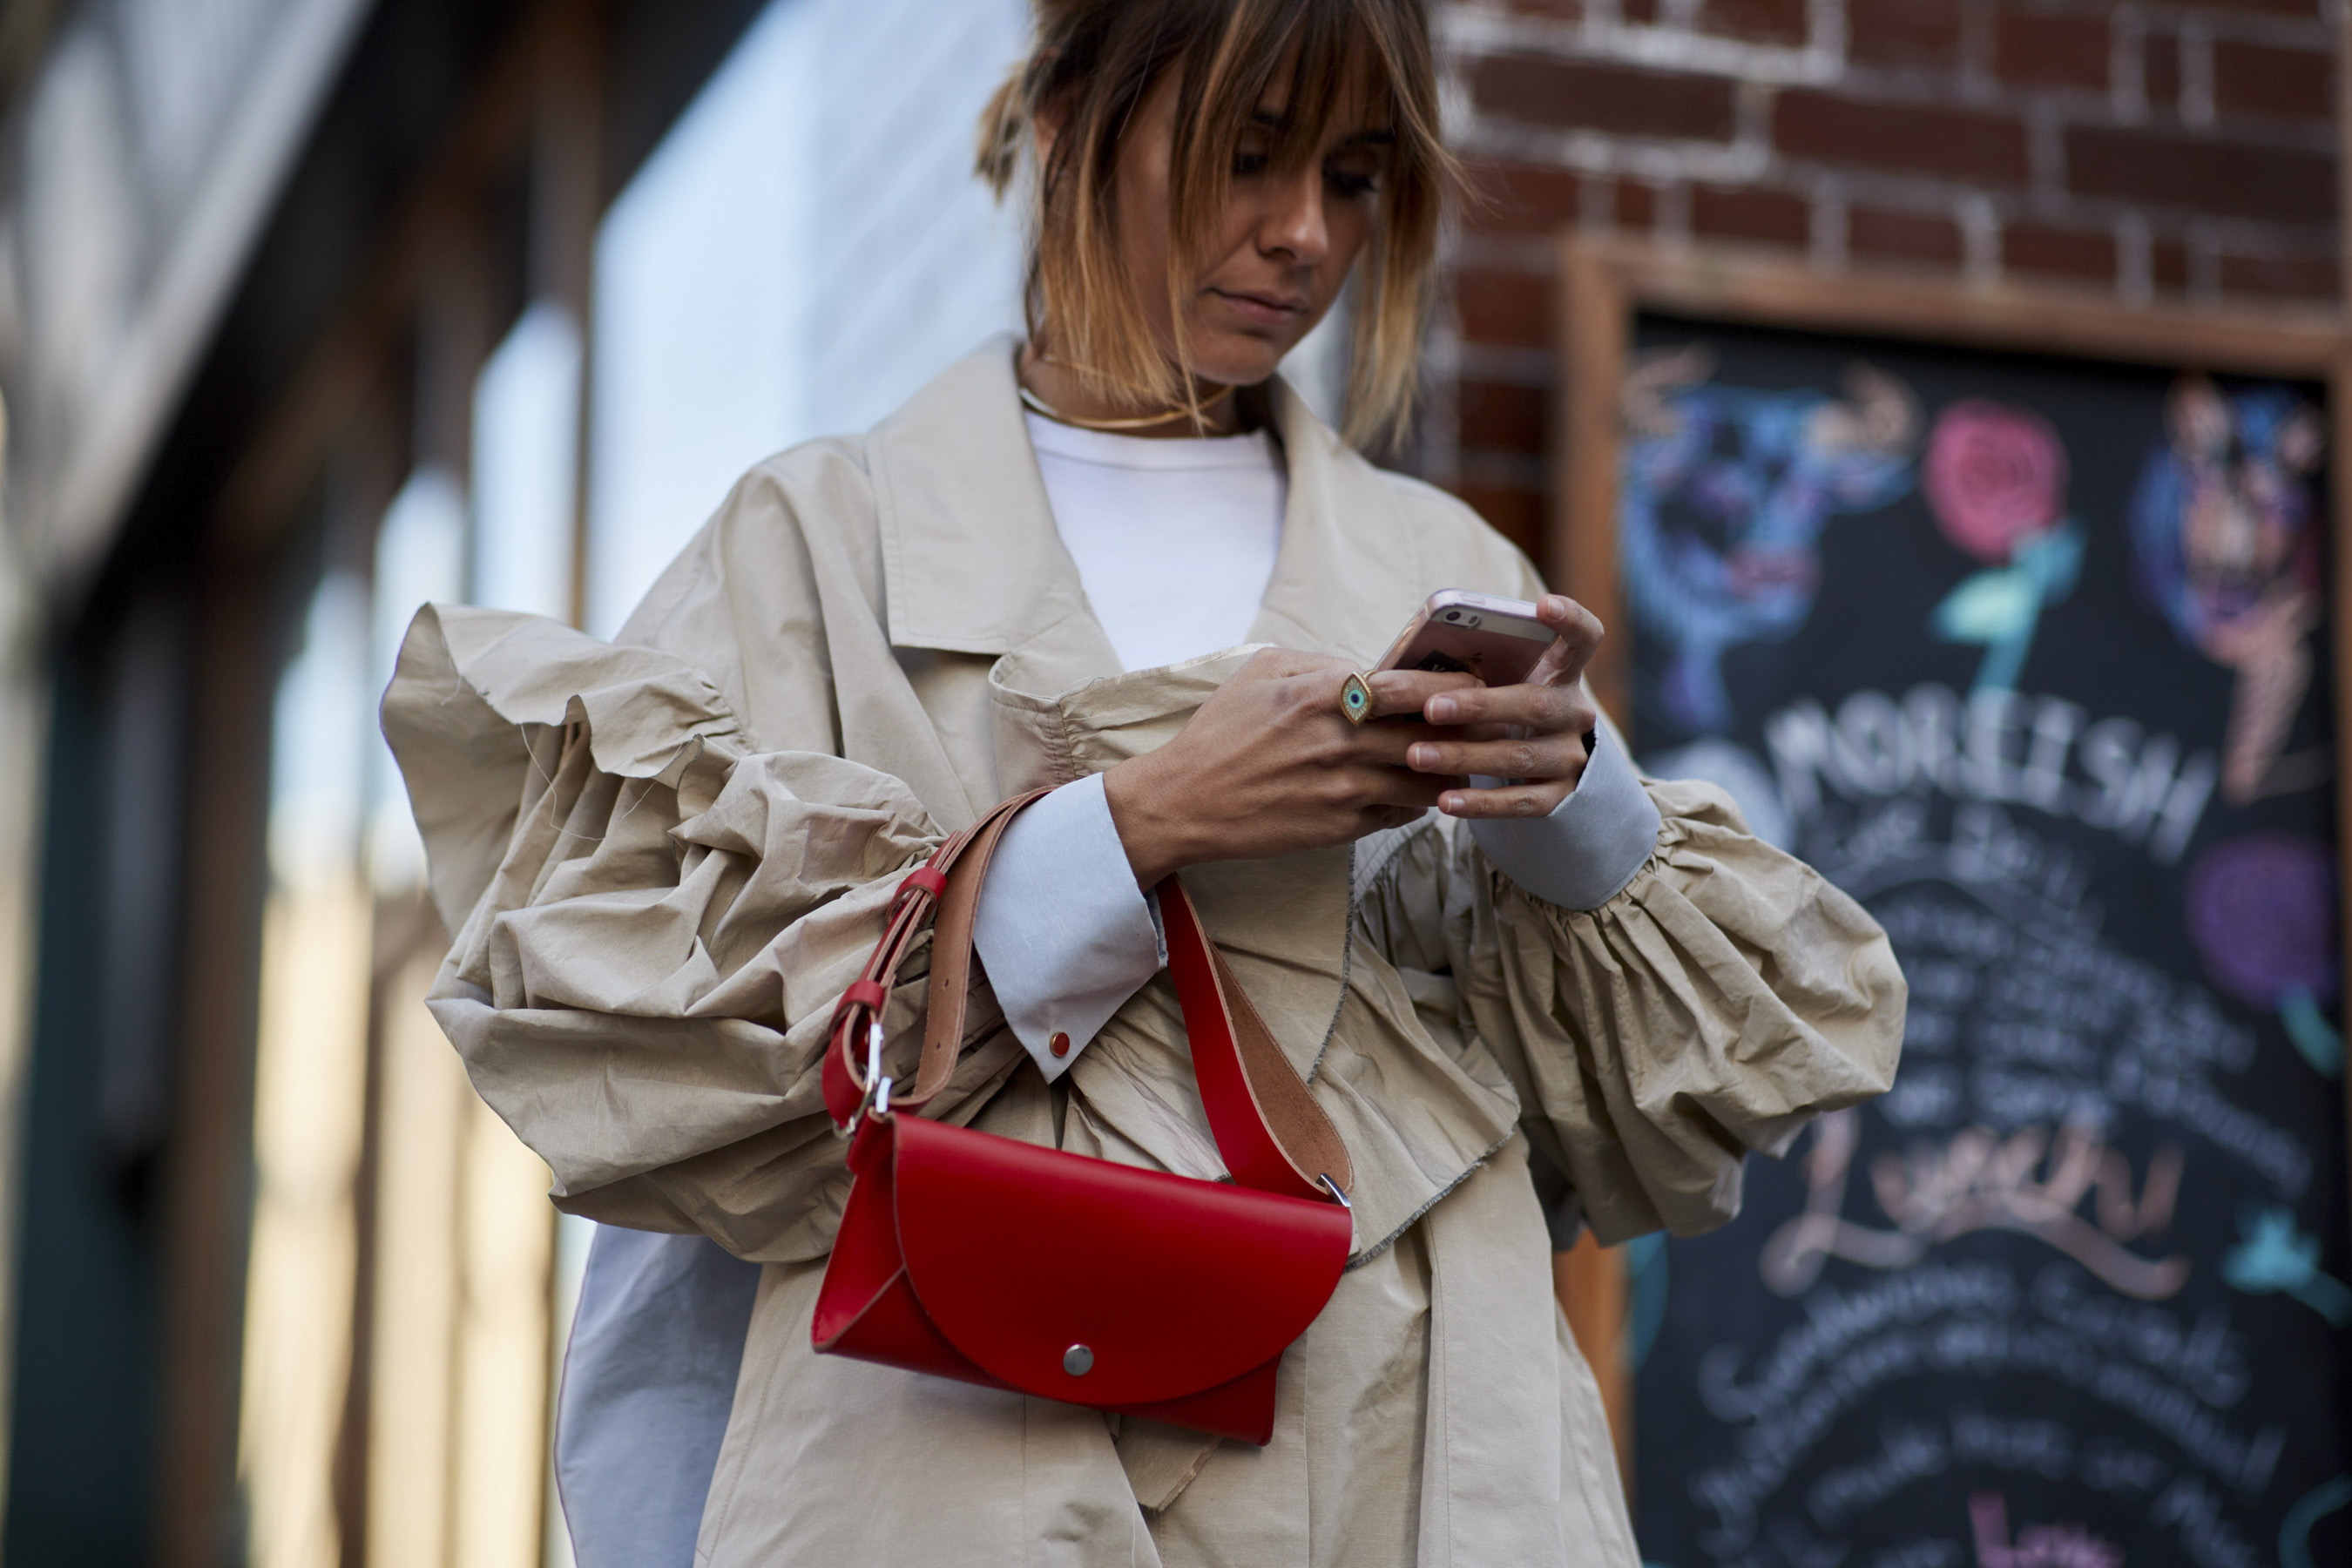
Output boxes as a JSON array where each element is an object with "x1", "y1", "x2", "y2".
[{"x1": 1374, "y1": 590, "x2": 1554, "y2": 686}]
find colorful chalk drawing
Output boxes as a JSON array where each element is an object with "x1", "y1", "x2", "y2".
[
  {"x1": 2129, "y1": 376, "x2": 2329, "y2": 804},
  {"x1": 1923, "y1": 401, "x2": 2085, "y2": 695},
  {"x1": 1619, "y1": 346, "x2": 1919, "y2": 734},
  {"x1": 2186, "y1": 832, "x2": 2343, "y2": 1076},
  {"x1": 1623, "y1": 333, "x2": 2349, "y2": 1568},
  {"x1": 2220, "y1": 1204, "x2": 2352, "y2": 1327}
]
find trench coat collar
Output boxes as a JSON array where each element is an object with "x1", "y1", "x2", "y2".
[{"x1": 868, "y1": 336, "x2": 1429, "y2": 678}]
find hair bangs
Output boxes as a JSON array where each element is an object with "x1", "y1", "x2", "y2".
[{"x1": 979, "y1": 0, "x2": 1450, "y2": 447}]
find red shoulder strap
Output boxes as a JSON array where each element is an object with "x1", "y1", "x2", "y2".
[
  {"x1": 1156, "y1": 879, "x2": 1353, "y2": 1202},
  {"x1": 822, "y1": 791, "x2": 1354, "y2": 1205}
]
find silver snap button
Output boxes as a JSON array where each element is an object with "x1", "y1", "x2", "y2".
[{"x1": 1063, "y1": 1343, "x2": 1094, "y2": 1376}]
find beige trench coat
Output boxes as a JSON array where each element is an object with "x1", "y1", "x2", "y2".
[{"x1": 384, "y1": 341, "x2": 1905, "y2": 1567}]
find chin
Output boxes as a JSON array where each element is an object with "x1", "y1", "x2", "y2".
[{"x1": 1191, "y1": 335, "x2": 1292, "y2": 390}]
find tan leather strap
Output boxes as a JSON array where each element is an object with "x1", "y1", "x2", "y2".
[{"x1": 822, "y1": 789, "x2": 1051, "y2": 1125}]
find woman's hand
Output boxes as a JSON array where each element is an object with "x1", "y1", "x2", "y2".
[
  {"x1": 1103, "y1": 650, "x2": 1479, "y2": 887},
  {"x1": 1404, "y1": 594, "x2": 1605, "y2": 820}
]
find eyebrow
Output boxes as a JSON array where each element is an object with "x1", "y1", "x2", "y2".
[{"x1": 1245, "y1": 110, "x2": 1396, "y2": 147}]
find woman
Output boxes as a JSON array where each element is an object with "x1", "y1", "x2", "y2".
[{"x1": 385, "y1": 1, "x2": 1905, "y2": 1562}]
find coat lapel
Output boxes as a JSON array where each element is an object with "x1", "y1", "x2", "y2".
[
  {"x1": 865, "y1": 336, "x2": 1122, "y2": 695},
  {"x1": 868, "y1": 338, "x2": 1439, "y2": 688}
]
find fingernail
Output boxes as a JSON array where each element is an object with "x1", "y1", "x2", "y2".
[
  {"x1": 1440, "y1": 794, "x2": 1463, "y2": 814},
  {"x1": 1409, "y1": 744, "x2": 1436, "y2": 769},
  {"x1": 1544, "y1": 595, "x2": 1568, "y2": 618},
  {"x1": 1428, "y1": 697, "x2": 1456, "y2": 722}
]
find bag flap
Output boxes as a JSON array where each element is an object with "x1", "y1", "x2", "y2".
[{"x1": 889, "y1": 1115, "x2": 1351, "y2": 1405}]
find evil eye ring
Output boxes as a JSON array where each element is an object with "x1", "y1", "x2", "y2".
[{"x1": 1338, "y1": 671, "x2": 1375, "y2": 726}]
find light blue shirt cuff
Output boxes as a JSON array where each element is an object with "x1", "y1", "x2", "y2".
[
  {"x1": 1468, "y1": 717, "x2": 1661, "y2": 910},
  {"x1": 971, "y1": 772, "x2": 1166, "y2": 1083}
]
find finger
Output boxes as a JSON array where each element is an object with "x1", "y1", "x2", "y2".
[
  {"x1": 1333, "y1": 716, "x2": 1489, "y2": 767},
  {"x1": 1423, "y1": 676, "x2": 1598, "y2": 736},
  {"x1": 1360, "y1": 667, "x2": 1479, "y2": 720},
  {"x1": 1437, "y1": 779, "x2": 1577, "y2": 819},
  {"x1": 1351, "y1": 765, "x2": 1456, "y2": 810},
  {"x1": 1405, "y1": 732, "x2": 1590, "y2": 784},
  {"x1": 1524, "y1": 594, "x2": 1605, "y2": 689}
]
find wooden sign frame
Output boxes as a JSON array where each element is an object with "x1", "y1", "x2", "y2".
[{"x1": 1546, "y1": 233, "x2": 2352, "y2": 1495}]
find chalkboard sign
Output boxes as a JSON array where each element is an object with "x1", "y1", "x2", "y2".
[{"x1": 1558, "y1": 249, "x2": 2352, "y2": 1568}]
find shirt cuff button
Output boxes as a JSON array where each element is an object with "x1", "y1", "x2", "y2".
[{"x1": 1049, "y1": 1031, "x2": 1071, "y2": 1058}]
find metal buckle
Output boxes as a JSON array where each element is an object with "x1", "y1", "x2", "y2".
[
  {"x1": 834, "y1": 1022, "x2": 894, "y2": 1139},
  {"x1": 1319, "y1": 1173, "x2": 1351, "y2": 1209}
]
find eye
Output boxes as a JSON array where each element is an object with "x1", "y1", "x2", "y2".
[
  {"x1": 1323, "y1": 153, "x2": 1383, "y2": 198},
  {"x1": 1232, "y1": 150, "x2": 1271, "y2": 178}
]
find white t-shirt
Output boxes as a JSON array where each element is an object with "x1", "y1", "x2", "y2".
[{"x1": 1023, "y1": 411, "x2": 1286, "y2": 671}]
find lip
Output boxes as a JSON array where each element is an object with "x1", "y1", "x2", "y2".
[{"x1": 1211, "y1": 287, "x2": 1308, "y2": 327}]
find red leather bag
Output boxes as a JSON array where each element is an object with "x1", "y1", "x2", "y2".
[{"x1": 812, "y1": 790, "x2": 1356, "y2": 1445}]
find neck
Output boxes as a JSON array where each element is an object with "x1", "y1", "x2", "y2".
[{"x1": 1017, "y1": 344, "x2": 1248, "y2": 438}]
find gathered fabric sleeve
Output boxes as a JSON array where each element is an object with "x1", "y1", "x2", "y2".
[
  {"x1": 384, "y1": 605, "x2": 1025, "y2": 1265},
  {"x1": 1354, "y1": 775, "x2": 1905, "y2": 1247}
]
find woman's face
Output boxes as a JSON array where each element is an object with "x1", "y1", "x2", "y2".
[{"x1": 1112, "y1": 58, "x2": 1392, "y2": 390}]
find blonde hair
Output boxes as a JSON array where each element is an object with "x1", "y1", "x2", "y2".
[{"x1": 977, "y1": 0, "x2": 1451, "y2": 448}]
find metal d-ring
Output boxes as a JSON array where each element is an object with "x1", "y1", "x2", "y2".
[
  {"x1": 1319, "y1": 1173, "x2": 1351, "y2": 1209},
  {"x1": 834, "y1": 1021, "x2": 895, "y2": 1139}
]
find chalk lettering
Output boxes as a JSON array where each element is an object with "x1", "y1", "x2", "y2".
[
  {"x1": 2107, "y1": 1058, "x2": 2309, "y2": 1198},
  {"x1": 2078, "y1": 1438, "x2": 2169, "y2": 1496},
  {"x1": 1692, "y1": 1309, "x2": 2288, "y2": 1551},
  {"x1": 1764, "y1": 1112, "x2": 2189, "y2": 1300},
  {"x1": 2031, "y1": 1265, "x2": 2248, "y2": 1408},
  {"x1": 1764, "y1": 686, "x2": 2217, "y2": 862},
  {"x1": 1808, "y1": 1423, "x2": 1950, "y2": 1527},
  {"x1": 1870, "y1": 1543, "x2": 1960, "y2": 1568},
  {"x1": 1700, "y1": 1263, "x2": 2015, "y2": 1422},
  {"x1": 1950, "y1": 1408, "x2": 2073, "y2": 1477},
  {"x1": 1969, "y1": 1493, "x2": 2121, "y2": 1568},
  {"x1": 1769, "y1": 698, "x2": 1836, "y2": 817},
  {"x1": 2021, "y1": 700, "x2": 2085, "y2": 812},
  {"x1": 2149, "y1": 1477, "x2": 2264, "y2": 1568}
]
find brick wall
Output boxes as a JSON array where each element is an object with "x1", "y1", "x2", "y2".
[{"x1": 1431, "y1": 0, "x2": 2344, "y2": 552}]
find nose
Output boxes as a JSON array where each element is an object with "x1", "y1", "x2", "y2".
[{"x1": 1259, "y1": 164, "x2": 1330, "y2": 268}]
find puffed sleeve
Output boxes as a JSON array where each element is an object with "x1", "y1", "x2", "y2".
[
  {"x1": 1355, "y1": 777, "x2": 1904, "y2": 1246},
  {"x1": 383, "y1": 604, "x2": 1024, "y2": 1264}
]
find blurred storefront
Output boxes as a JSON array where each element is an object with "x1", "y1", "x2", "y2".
[{"x1": 0, "y1": 0, "x2": 1064, "y2": 1561}]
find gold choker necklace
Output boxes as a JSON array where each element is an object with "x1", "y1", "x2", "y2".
[{"x1": 1018, "y1": 382, "x2": 1236, "y2": 433}]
